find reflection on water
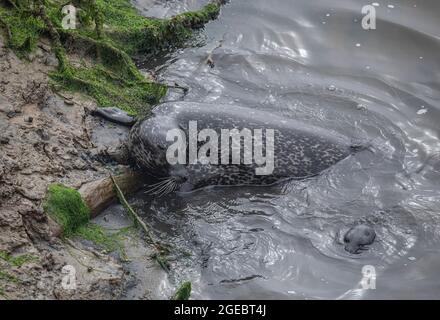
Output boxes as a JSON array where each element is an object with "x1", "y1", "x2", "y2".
[{"x1": 127, "y1": 0, "x2": 440, "y2": 299}]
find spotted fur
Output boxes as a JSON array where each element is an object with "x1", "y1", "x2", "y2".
[{"x1": 128, "y1": 102, "x2": 356, "y2": 193}]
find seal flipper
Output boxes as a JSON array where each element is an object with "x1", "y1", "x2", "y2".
[{"x1": 92, "y1": 107, "x2": 136, "y2": 126}]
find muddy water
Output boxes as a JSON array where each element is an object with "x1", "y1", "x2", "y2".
[{"x1": 125, "y1": 0, "x2": 440, "y2": 299}]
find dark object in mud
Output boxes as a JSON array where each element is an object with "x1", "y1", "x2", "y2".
[
  {"x1": 92, "y1": 107, "x2": 136, "y2": 126},
  {"x1": 0, "y1": 136, "x2": 10, "y2": 144},
  {"x1": 344, "y1": 224, "x2": 376, "y2": 254}
]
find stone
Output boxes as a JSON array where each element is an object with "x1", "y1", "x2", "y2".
[{"x1": 0, "y1": 136, "x2": 10, "y2": 144}]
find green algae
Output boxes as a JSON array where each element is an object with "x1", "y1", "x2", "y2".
[
  {"x1": 0, "y1": 251, "x2": 38, "y2": 267},
  {"x1": 0, "y1": 0, "x2": 225, "y2": 115},
  {"x1": 44, "y1": 184, "x2": 90, "y2": 236},
  {"x1": 173, "y1": 281, "x2": 192, "y2": 300}
]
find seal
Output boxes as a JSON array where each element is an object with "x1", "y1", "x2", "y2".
[
  {"x1": 343, "y1": 224, "x2": 376, "y2": 254},
  {"x1": 128, "y1": 102, "x2": 362, "y2": 194}
]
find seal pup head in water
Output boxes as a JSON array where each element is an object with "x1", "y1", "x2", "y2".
[
  {"x1": 344, "y1": 224, "x2": 376, "y2": 254},
  {"x1": 128, "y1": 102, "x2": 363, "y2": 195}
]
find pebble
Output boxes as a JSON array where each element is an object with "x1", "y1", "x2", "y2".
[
  {"x1": 356, "y1": 104, "x2": 367, "y2": 111},
  {"x1": 44, "y1": 55, "x2": 59, "y2": 67},
  {"x1": 36, "y1": 128, "x2": 50, "y2": 141},
  {"x1": 408, "y1": 256, "x2": 416, "y2": 261},
  {"x1": 64, "y1": 99, "x2": 74, "y2": 106},
  {"x1": 0, "y1": 136, "x2": 10, "y2": 144},
  {"x1": 6, "y1": 111, "x2": 16, "y2": 118}
]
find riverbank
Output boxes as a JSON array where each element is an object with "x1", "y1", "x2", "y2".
[{"x1": 0, "y1": 0, "x2": 225, "y2": 299}]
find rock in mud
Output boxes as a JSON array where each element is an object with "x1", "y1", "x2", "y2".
[{"x1": 0, "y1": 136, "x2": 9, "y2": 144}]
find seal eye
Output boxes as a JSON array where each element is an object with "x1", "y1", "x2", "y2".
[{"x1": 344, "y1": 237, "x2": 349, "y2": 243}]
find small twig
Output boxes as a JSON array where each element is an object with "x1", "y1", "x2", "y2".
[
  {"x1": 111, "y1": 175, "x2": 159, "y2": 249},
  {"x1": 166, "y1": 82, "x2": 189, "y2": 93},
  {"x1": 110, "y1": 175, "x2": 172, "y2": 272}
]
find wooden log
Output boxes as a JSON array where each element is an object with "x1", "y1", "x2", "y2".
[{"x1": 79, "y1": 169, "x2": 144, "y2": 218}]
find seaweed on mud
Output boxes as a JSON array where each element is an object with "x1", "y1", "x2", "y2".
[
  {"x1": 0, "y1": 4, "x2": 45, "y2": 55},
  {"x1": 0, "y1": 251, "x2": 38, "y2": 267},
  {"x1": 172, "y1": 281, "x2": 192, "y2": 300},
  {"x1": 0, "y1": 0, "x2": 225, "y2": 115},
  {"x1": 44, "y1": 184, "x2": 90, "y2": 236},
  {"x1": 74, "y1": 223, "x2": 133, "y2": 255},
  {"x1": 43, "y1": 184, "x2": 131, "y2": 254},
  {"x1": 0, "y1": 249, "x2": 39, "y2": 297}
]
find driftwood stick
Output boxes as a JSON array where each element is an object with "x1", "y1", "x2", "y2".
[
  {"x1": 110, "y1": 175, "x2": 157, "y2": 248},
  {"x1": 79, "y1": 170, "x2": 143, "y2": 218},
  {"x1": 110, "y1": 175, "x2": 171, "y2": 272}
]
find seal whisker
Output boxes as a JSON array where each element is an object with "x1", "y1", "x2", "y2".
[
  {"x1": 145, "y1": 177, "x2": 180, "y2": 197},
  {"x1": 152, "y1": 180, "x2": 175, "y2": 196},
  {"x1": 152, "y1": 181, "x2": 171, "y2": 194},
  {"x1": 164, "y1": 180, "x2": 178, "y2": 195},
  {"x1": 145, "y1": 178, "x2": 173, "y2": 194},
  {"x1": 155, "y1": 179, "x2": 180, "y2": 197}
]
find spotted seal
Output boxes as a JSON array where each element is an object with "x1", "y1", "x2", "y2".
[
  {"x1": 344, "y1": 224, "x2": 376, "y2": 254},
  {"x1": 128, "y1": 102, "x2": 363, "y2": 194}
]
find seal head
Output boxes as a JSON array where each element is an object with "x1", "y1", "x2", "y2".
[{"x1": 344, "y1": 224, "x2": 376, "y2": 254}]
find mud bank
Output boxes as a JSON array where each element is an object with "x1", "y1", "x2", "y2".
[
  {"x1": 0, "y1": 33, "x2": 129, "y2": 299},
  {"x1": 0, "y1": 0, "x2": 226, "y2": 299}
]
